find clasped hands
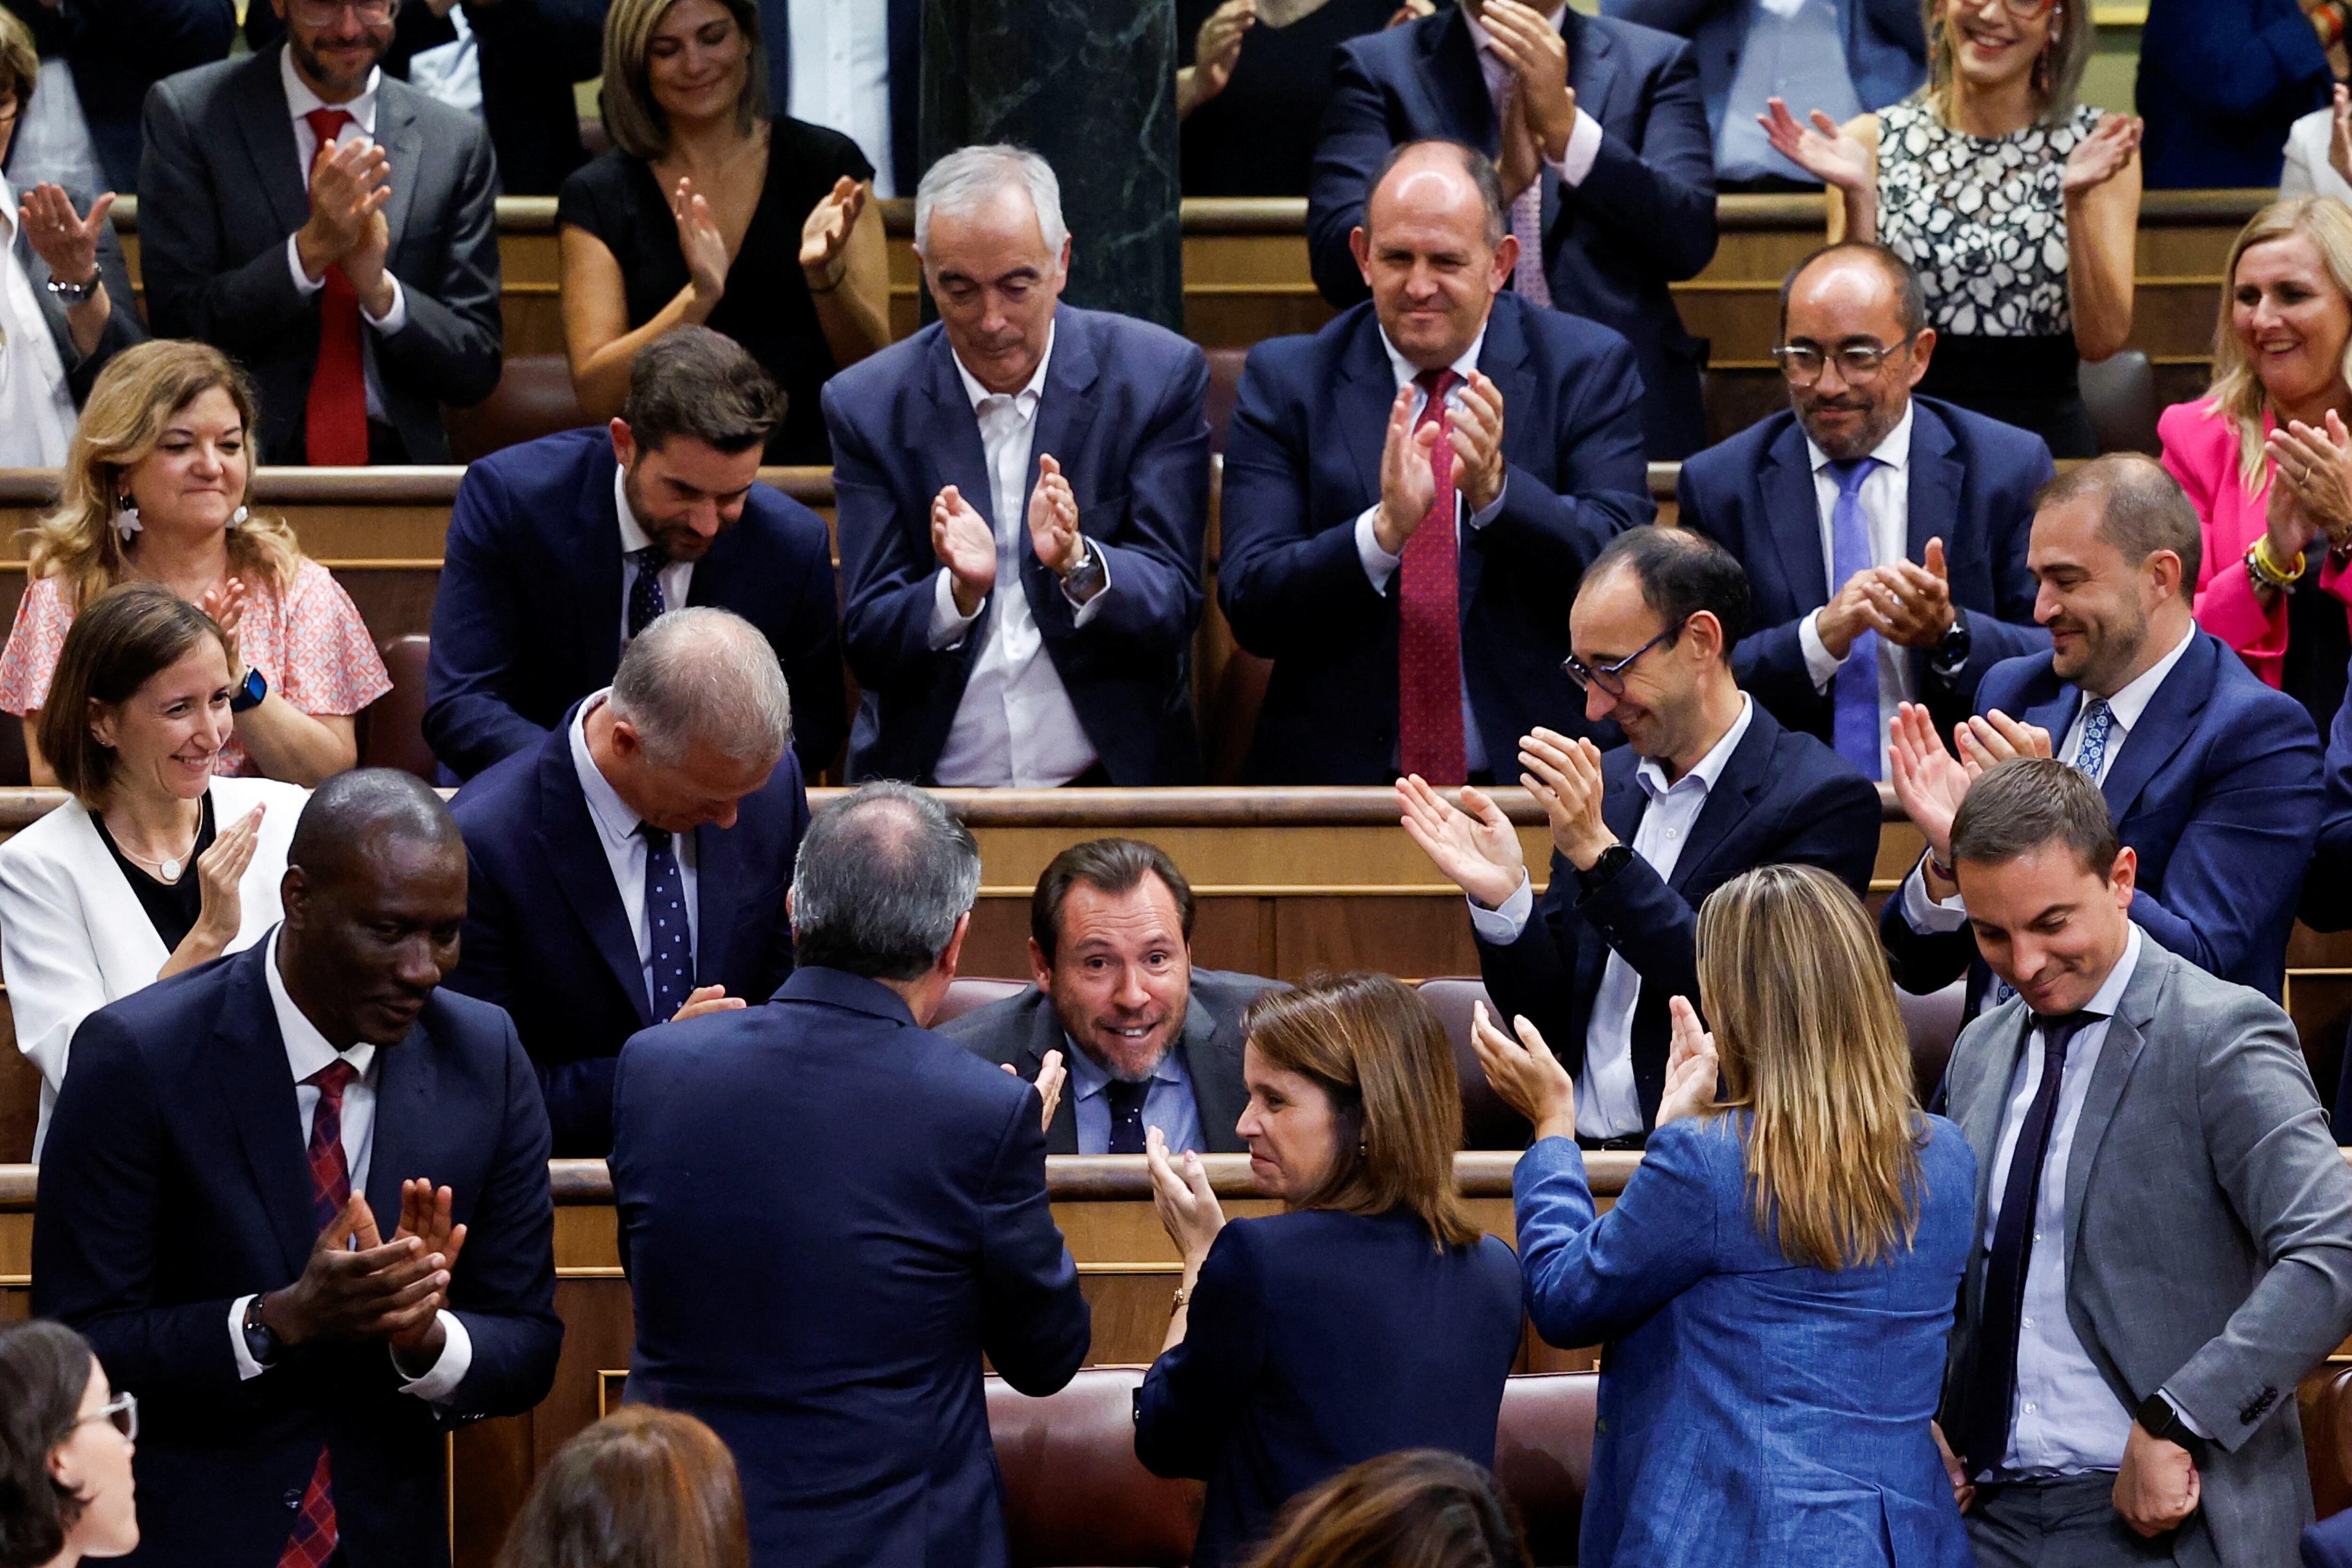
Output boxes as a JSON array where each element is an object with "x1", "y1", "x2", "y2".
[
  {"x1": 931, "y1": 455, "x2": 1088, "y2": 618},
  {"x1": 258, "y1": 1177, "x2": 466, "y2": 1370},
  {"x1": 1482, "y1": 0, "x2": 1576, "y2": 203},
  {"x1": 1818, "y1": 538, "x2": 1957, "y2": 658},
  {"x1": 295, "y1": 134, "x2": 397, "y2": 319},
  {"x1": 2262, "y1": 408, "x2": 2352, "y2": 575},
  {"x1": 1374, "y1": 373, "x2": 1506, "y2": 557}
]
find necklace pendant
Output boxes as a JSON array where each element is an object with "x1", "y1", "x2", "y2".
[{"x1": 158, "y1": 857, "x2": 182, "y2": 882}]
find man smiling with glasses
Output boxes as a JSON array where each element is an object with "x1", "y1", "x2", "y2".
[
  {"x1": 1677, "y1": 241, "x2": 2055, "y2": 780},
  {"x1": 1400, "y1": 525, "x2": 1879, "y2": 1147}
]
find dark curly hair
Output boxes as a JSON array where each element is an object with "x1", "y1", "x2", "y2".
[{"x1": 0, "y1": 1321, "x2": 95, "y2": 1568}]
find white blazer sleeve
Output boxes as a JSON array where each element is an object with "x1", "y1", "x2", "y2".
[{"x1": 0, "y1": 829, "x2": 116, "y2": 1105}]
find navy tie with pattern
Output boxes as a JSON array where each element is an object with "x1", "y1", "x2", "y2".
[
  {"x1": 1105, "y1": 1079, "x2": 1149, "y2": 1155},
  {"x1": 627, "y1": 544, "x2": 669, "y2": 642},
  {"x1": 639, "y1": 823, "x2": 693, "y2": 1020}
]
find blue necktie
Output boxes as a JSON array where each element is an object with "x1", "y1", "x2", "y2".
[
  {"x1": 1105, "y1": 1079, "x2": 1149, "y2": 1155},
  {"x1": 639, "y1": 823, "x2": 693, "y2": 1020},
  {"x1": 1827, "y1": 456, "x2": 1883, "y2": 778},
  {"x1": 2072, "y1": 698, "x2": 2114, "y2": 782},
  {"x1": 627, "y1": 544, "x2": 668, "y2": 642}
]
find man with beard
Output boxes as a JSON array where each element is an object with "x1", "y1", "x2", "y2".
[
  {"x1": 424, "y1": 327, "x2": 845, "y2": 782},
  {"x1": 138, "y1": 0, "x2": 500, "y2": 464},
  {"x1": 1402, "y1": 525, "x2": 1880, "y2": 1146},
  {"x1": 943, "y1": 838, "x2": 1279, "y2": 1154},
  {"x1": 1882, "y1": 454, "x2": 2322, "y2": 1008},
  {"x1": 1677, "y1": 243, "x2": 2054, "y2": 781}
]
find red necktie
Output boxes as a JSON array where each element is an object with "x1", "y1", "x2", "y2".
[
  {"x1": 278, "y1": 1059, "x2": 357, "y2": 1568},
  {"x1": 302, "y1": 108, "x2": 368, "y2": 467},
  {"x1": 1398, "y1": 368, "x2": 1467, "y2": 785}
]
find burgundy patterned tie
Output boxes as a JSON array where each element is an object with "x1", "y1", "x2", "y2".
[
  {"x1": 279, "y1": 1059, "x2": 357, "y2": 1568},
  {"x1": 1399, "y1": 368, "x2": 1467, "y2": 784}
]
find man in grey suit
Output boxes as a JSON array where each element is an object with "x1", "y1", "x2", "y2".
[
  {"x1": 1934, "y1": 758, "x2": 2352, "y2": 1567},
  {"x1": 137, "y1": 0, "x2": 501, "y2": 465},
  {"x1": 943, "y1": 838, "x2": 1279, "y2": 1156}
]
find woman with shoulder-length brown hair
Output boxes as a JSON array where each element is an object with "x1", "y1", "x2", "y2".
[
  {"x1": 1473, "y1": 863, "x2": 1976, "y2": 1568},
  {"x1": 1245, "y1": 1449, "x2": 1530, "y2": 1568},
  {"x1": 1135, "y1": 973, "x2": 1523, "y2": 1568},
  {"x1": 0, "y1": 341, "x2": 389, "y2": 786},
  {"x1": 495, "y1": 1406, "x2": 748, "y2": 1568}
]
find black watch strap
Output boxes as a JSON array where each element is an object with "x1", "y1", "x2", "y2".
[
  {"x1": 1929, "y1": 608, "x2": 1971, "y2": 679},
  {"x1": 243, "y1": 1293, "x2": 283, "y2": 1367},
  {"x1": 2136, "y1": 1390, "x2": 2203, "y2": 1453},
  {"x1": 1576, "y1": 843, "x2": 1636, "y2": 891}
]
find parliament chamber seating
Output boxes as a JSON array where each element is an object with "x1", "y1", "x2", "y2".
[
  {"x1": 2081, "y1": 349, "x2": 2162, "y2": 458},
  {"x1": 358, "y1": 634, "x2": 439, "y2": 781},
  {"x1": 939, "y1": 976, "x2": 1031, "y2": 1024},
  {"x1": 445, "y1": 354, "x2": 597, "y2": 464}
]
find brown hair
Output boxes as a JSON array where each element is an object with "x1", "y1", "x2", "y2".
[
  {"x1": 1246, "y1": 1450, "x2": 1529, "y2": 1568},
  {"x1": 0, "y1": 9, "x2": 38, "y2": 118},
  {"x1": 619, "y1": 326, "x2": 784, "y2": 454},
  {"x1": 1241, "y1": 974, "x2": 1481, "y2": 1250},
  {"x1": 27, "y1": 341, "x2": 300, "y2": 612},
  {"x1": 598, "y1": 0, "x2": 768, "y2": 161},
  {"x1": 1951, "y1": 756, "x2": 2122, "y2": 879},
  {"x1": 2204, "y1": 197, "x2": 2352, "y2": 491},
  {"x1": 1031, "y1": 837, "x2": 1195, "y2": 965},
  {"x1": 39, "y1": 584, "x2": 235, "y2": 809},
  {"x1": 494, "y1": 1407, "x2": 748, "y2": 1568},
  {"x1": 2031, "y1": 452, "x2": 2203, "y2": 584},
  {"x1": 1696, "y1": 864, "x2": 1928, "y2": 1271},
  {"x1": 1920, "y1": 0, "x2": 2093, "y2": 127},
  {"x1": 0, "y1": 1322, "x2": 95, "y2": 1568}
]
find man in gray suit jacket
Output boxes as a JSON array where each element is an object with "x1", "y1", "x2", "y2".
[
  {"x1": 137, "y1": 0, "x2": 501, "y2": 465},
  {"x1": 942, "y1": 838, "x2": 1279, "y2": 1156},
  {"x1": 1934, "y1": 758, "x2": 2352, "y2": 1567}
]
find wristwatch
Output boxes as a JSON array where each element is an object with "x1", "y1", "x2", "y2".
[
  {"x1": 1928, "y1": 610, "x2": 1972, "y2": 679},
  {"x1": 1059, "y1": 538, "x2": 1107, "y2": 601},
  {"x1": 230, "y1": 666, "x2": 268, "y2": 713},
  {"x1": 43, "y1": 273, "x2": 97, "y2": 305},
  {"x1": 1576, "y1": 843, "x2": 1636, "y2": 891},
  {"x1": 243, "y1": 1293, "x2": 283, "y2": 1368},
  {"x1": 2136, "y1": 1390, "x2": 2205, "y2": 1455}
]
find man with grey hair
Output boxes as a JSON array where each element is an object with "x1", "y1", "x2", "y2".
[
  {"x1": 610, "y1": 780, "x2": 1089, "y2": 1568},
  {"x1": 823, "y1": 143, "x2": 1214, "y2": 786},
  {"x1": 445, "y1": 605, "x2": 811, "y2": 1155}
]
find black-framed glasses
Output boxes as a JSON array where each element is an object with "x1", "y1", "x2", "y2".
[
  {"x1": 1770, "y1": 334, "x2": 1917, "y2": 387},
  {"x1": 288, "y1": 0, "x2": 399, "y2": 23},
  {"x1": 77, "y1": 1391, "x2": 136, "y2": 1442},
  {"x1": 1562, "y1": 620, "x2": 1685, "y2": 697}
]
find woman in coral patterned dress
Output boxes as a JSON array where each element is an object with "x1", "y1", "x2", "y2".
[{"x1": 0, "y1": 341, "x2": 389, "y2": 785}]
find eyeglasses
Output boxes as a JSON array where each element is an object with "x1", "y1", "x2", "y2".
[
  {"x1": 288, "y1": 0, "x2": 399, "y2": 24},
  {"x1": 76, "y1": 1392, "x2": 136, "y2": 1443},
  {"x1": 1562, "y1": 620, "x2": 1685, "y2": 697},
  {"x1": 1976, "y1": 0, "x2": 2059, "y2": 16},
  {"x1": 1770, "y1": 335, "x2": 1917, "y2": 387}
]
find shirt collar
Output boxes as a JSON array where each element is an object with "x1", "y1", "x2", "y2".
[
  {"x1": 1803, "y1": 398, "x2": 1916, "y2": 477},
  {"x1": 2066, "y1": 924, "x2": 2142, "y2": 1022},
  {"x1": 2094, "y1": 621, "x2": 2194, "y2": 732},
  {"x1": 1378, "y1": 321, "x2": 1487, "y2": 394},
  {"x1": 1464, "y1": 3, "x2": 1568, "y2": 55},
  {"x1": 280, "y1": 43, "x2": 381, "y2": 134},
  {"x1": 1635, "y1": 692, "x2": 1754, "y2": 801},
  {"x1": 1062, "y1": 1030, "x2": 1190, "y2": 1100},
  {"x1": 952, "y1": 321, "x2": 1056, "y2": 414},
  {"x1": 263, "y1": 928, "x2": 376, "y2": 1086},
  {"x1": 612, "y1": 464, "x2": 653, "y2": 557},
  {"x1": 569, "y1": 690, "x2": 646, "y2": 849}
]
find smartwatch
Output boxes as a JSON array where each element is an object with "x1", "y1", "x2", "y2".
[
  {"x1": 230, "y1": 665, "x2": 268, "y2": 713},
  {"x1": 1576, "y1": 843, "x2": 1636, "y2": 891},
  {"x1": 243, "y1": 1293, "x2": 283, "y2": 1368},
  {"x1": 2136, "y1": 1390, "x2": 2205, "y2": 1455},
  {"x1": 1929, "y1": 609, "x2": 1972, "y2": 679}
]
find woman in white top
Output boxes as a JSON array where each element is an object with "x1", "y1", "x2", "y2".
[
  {"x1": 2281, "y1": 83, "x2": 2352, "y2": 203},
  {"x1": 0, "y1": 584, "x2": 304, "y2": 1156}
]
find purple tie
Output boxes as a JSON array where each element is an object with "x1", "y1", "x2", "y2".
[{"x1": 1827, "y1": 457, "x2": 1883, "y2": 778}]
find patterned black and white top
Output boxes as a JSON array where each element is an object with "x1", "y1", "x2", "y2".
[{"x1": 1874, "y1": 97, "x2": 2106, "y2": 338}]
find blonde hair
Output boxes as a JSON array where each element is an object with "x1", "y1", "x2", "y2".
[
  {"x1": 2205, "y1": 196, "x2": 2352, "y2": 493},
  {"x1": 1696, "y1": 864, "x2": 1928, "y2": 1271},
  {"x1": 1241, "y1": 974, "x2": 1482, "y2": 1251},
  {"x1": 598, "y1": 0, "x2": 767, "y2": 162},
  {"x1": 1920, "y1": 0, "x2": 2093, "y2": 128},
  {"x1": 0, "y1": 8, "x2": 38, "y2": 115},
  {"x1": 27, "y1": 341, "x2": 300, "y2": 612}
]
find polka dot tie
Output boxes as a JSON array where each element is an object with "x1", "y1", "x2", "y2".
[
  {"x1": 639, "y1": 823, "x2": 693, "y2": 1020},
  {"x1": 2072, "y1": 698, "x2": 2114, "y2": 783},
  {"x1": 1105, "y1": 1079, "x2": 1149, "y2": 1155},
  {"x1": 627, "y1": 545, "x2": 669, "y2": 643}
]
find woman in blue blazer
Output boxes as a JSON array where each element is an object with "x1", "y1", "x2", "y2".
[
  {"x1": 1134, "y1": 974, "x2": 1524, "y2": 1568},
  {"x1": 1473, "y1": 863, "x2": 1977, "y2": 1568}
]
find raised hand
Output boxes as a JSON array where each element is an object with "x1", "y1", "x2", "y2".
[
  {"x1": 1146, "y1": 1125, "x2": 1226, "y2": 1266},
  {"x1": 2061, "y1": 112, "x2": 2142, "y2": 198},
  {"x1": 387, "y1": 1178, "x2": 468, "y2": 1354},
  {"x1": 670, "y1": 984, "x2": 746, "y2": 1023},
  {"x1": 1001, "y1": 1051, "x2": 1068, "y2": 1134},
  {"x1": 1656, "y1": 996, "x2": 1719, "y2": 1128},
  {"x1": 297, "y1": 135, "x2": 392, "y2": 280},
  {"x1": 799, "y1": 174, "x2": 867, "y2": 288},
  {"x1": 1373, "y1": 382, "x2": 1442, "y2": 555},
  {"x1": 1479, "y1": 0, "x2": 1576, "y2": 159},
  {"x1": 1449, "y1": 372, "x2": 1507, "y2": 515},
  {"x1": 1027, "y1": 453, "x2": 1085, "y2": 577},
  {"x1": 191, "y1": 803, "x2": 262, "y2": 934},
  {"x1": 261, "y1": 1193, "x2": 447, "y2": 1348},
  {"x1": 1868, "y1": 538, "x2": 1959, "y2": 649},
  {"x1": 1954, "y1": 709, "x2": 2053, "y2": 776},
  {"x1": 1815, "y1": 569, "x2": 1882, "y2": 660},
  {"x1": 930, "y1": 484, "x2": 997, "y2": 617},
  {"x1": 1517, "y1": 727, "x2": 1616, "y2": 872},
  {"x1": 2268, "y1": 411, "x2": 2352, "y2": 556},
  {"x1": 672, "y1": 176, "x2": 730, "y2": 308},
  {"x1": 339, "y1": 207, "x2": 395, "y2": 318},
  {"x1": 1468, "y1": 999, "x2": 1574, "y2": 1143},
  {"x1": 1497, "y1": 81, "x2": 1542, "y2": 204},
  {"x1": 1759, "y1": 98, "x2": 1871, "y2": 191},
  {"x1": 1886, "y1": 701, "x2": 1969, "y2": 865},
  {"x1": 198, "y1": 577, "x2": 249, "y2": 646},
  {"x1": 1396, "y1": 774, "x2": 1527, "y2": 911},
  {"x1": 1180, "y1": 0, "x2": 1255, "y2": 117},
  {"x1": 18, "y1": 183, "x2": 111, "y2": 292},
  {"x1": 2331, "y1": 84, "x2": 2352, "y2": 190}
]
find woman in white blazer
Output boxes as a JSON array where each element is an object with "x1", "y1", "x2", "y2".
[{"x1": 0, "y1": 585, "x2": 304, "y2": 1156}]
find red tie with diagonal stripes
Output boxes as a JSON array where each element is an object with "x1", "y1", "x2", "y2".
[
  {"x1": 279, "y1": 1059, "x2": 357, "y2": 1568},
  {"x1": 1398, "y1": 368, "x2": 1467, "y2": 785},
  {"x1": 302, "y1": 108, "x2": 368, "y2": 467}
]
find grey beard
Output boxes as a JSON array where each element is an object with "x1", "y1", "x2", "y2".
[{"x1": 1068, "y1": 1032, "x2": 1176, "y2": 1085}]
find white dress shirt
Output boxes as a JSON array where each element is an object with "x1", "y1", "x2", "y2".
[
  {"x1": 926, "y1": 326, "x2": 1109, "y2": 786},
  {"x1": 612, "y1": 465, "x2": 694, "y2": 657},
  {"x1": 0, "y1": 172, "x2": 80, "y2": 467},
  {"x1": 1470, "y1": 694, "x2": 1756, "y2": 1139},
  {"x1": 1353, "y1": 324, "x2": 1509, "y2": 773},
  {"x1": 570, "y1": 690, "x2": 701, "y2": 1002},
  {"x1": 1901, "y1": 622, "x2": 2195, "y2": 932},
  {"x1": 1796, "y1": 401, "x2": 1916, "y2": 766},
  {"x1": 1465, "y1": 3, "x2": 1605, "y2": 188},
  {"x1": 279, "y1": 48, "x2": 409, "y2": 427},
  {"x1": 783, "y1": 0, "x2": 896, "y2": 197},
  {"x1": 1066, "y1": 1036, "x2": 1204, "y2": 1156},
  {"x1": 228, "y1": 931, "x2": 472, "y2": 1400},
  {"x1": 1976, "y1": 926, "x2": 2142, "y2": 1478}
]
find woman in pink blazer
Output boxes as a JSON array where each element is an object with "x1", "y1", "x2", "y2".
[{"x1": 2166, "y1": 196, "x2": 2352, "y2": 727}]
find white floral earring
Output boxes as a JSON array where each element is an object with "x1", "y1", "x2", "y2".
[{"x1": 111, "y1": 498, "x2": 141, "y2": 543}]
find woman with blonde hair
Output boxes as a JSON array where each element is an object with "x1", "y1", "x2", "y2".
[
  {"x1": 1761, "y1": 0, "x2": 2141, "y2": 455},
  {"x1": 2161, "y1": 196, "x2": 2352, "y2": 727},
  {"x1": 0, "y1": 341, "x2": 389, "y2": 786},
  {"x1": 1136, "y1": 973, "x2": 1522, "y2": 1568},
  {"x1": 1474, "y1": 863, "x2": 1975, "y2": 1567},
  {"x1": 495, "y1": 1406, "x2": 747, "y2": 1568}
]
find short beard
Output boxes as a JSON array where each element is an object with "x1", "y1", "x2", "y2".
[
  {"x1": 288, "y1": 31, "x2": 385, "y2": 95},
  {"x1": 1059, "y1": 991, "x2": 1189, "y2": 1084}
]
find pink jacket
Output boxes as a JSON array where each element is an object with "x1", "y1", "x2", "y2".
[{"x1": 2165, "y1": 396, "x2": 2352, "y2": 689}]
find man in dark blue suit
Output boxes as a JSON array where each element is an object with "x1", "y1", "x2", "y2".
[
  {"x1": 1310, "y1": 0, "x2": 1716, "y2": 459},
  {"x1": 1883, "y1": 455, "x2": 2322, "y2": 1006},
  {"x1": 823, "y1": 145, "x2": 1210, "y2": 786},
  {"x1": 2137, "y1": 0, "x2": 2332, "y2": 190},
  {"x1": 446, "y1": 607, "x2": 808, "y2": 1157},
  {"x1": 1224, "y1": 139, "x2": 1652, "y2": 787},
  {"x1": 1679, "y1": 243, "x2": 2051, "y2": 775},
  {"x1": 32, "y1": 771, "x2": 562, "y2": 1568},
  {"x1": 426, "y1": 327, "x2": 844, "y2": 782},
  {"x1": 1403, "y1": 526, "x2": 1880, "y2": 1143},
  {"x1": 610, "y1": 781, "x2": 1089, "y2": 1568}
]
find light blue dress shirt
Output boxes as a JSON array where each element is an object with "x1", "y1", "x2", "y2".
[
  {"x1": 1066, "y1": 1036, "x2": 1204, "y2": 1156},
  {"x1": 1714, "y1": 0, "x2": 1865, "y2": 182}
]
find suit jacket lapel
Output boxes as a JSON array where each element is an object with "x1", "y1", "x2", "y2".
[
  {"x1": 1026, "y1": 308, "x2": 1104, "y2": 614},
  {"x1": 1177, "y1": 990, "x2": 1246, "y2": 1154},
  {"x1": 242, "y1": 48, "x2": 315, "y2": 242},
  {"x1": 577, "y1": 449, "x2": 627, "y2": 692},
  {"x1": 362, "y1": 1016, "x2": 435, "y2": 1232},
  {"x1": 1761, "y1": 425, "x2": 1830, "y2": 612},
  {"x1": 2061, "y1": 960, "x2": 2161, "y2": 1258},
  {"x1": 2096, "y1": 633, "x2": 2215, "y2": 825},
  {"x1": 373, "y1": 87, "x2": 423, "y2": 256},
  {"x1": 215, "y1": 951, "x2": 323, "y2": 1278},
  {"x1": 1424, "y1": 9, "x2": 1497, "y2": 154},
  {"x1": 534, "y1": 735, "x2": 655, "y2": 1026},
  {"x1": 1463, "y1": 302, "x2": 1541, "y2": 610},
  {"x1": 1906, "y1": 407, "x2": 1964, "y2": 566},
  {"x1": 1020, "y1": 997, "x2": 1080, "y2": 1155},
  {"x1": 2015, "y1": 676, "x2": 2081, "y2": 744},
  {"x1": 1547, "y1": 12, "x2": 1619, "y2": 243},
  {"x1": 690, "y1": 816, "x2": 742, "y2": 987},
  {"x1": 1671, "y1": 710, "x2": 1773, "y2": 887},
  {"x1": 1340, "y1": 312, "x2": 1396, "y2": 522},
  {"x1": 919, "y1": 330, "x2": 1001, "y2": 658}
]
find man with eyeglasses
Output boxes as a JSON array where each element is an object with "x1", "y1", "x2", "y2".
[
  {"x1": 1677, "y1": 242, "x2": 2054, "y2": 782},
  {"x1": 137, "y1": 0, "x2": 501, "y2": 465},
  {"x1": 1400, "y1": 525, "x2": 1878, "y2": 1146}
]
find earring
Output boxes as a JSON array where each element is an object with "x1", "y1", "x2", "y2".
[
  {"x1": 229, "y1": 505, "x2": 249, "y2": 529},
  {"x1": 111, "y1": 500, "x2": 140, "y2": 543}
]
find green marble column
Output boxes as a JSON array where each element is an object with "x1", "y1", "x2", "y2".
[{"x1": 918, "y1": 0, "x2": 1183, "y2": 331}]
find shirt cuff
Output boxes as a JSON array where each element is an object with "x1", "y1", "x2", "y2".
[
  {"x1": 1552, "y1": 110, "x2": 1604, "y2": 188},
  {"x1": 1899, "y1": 858, "x2": 1970, "y2": 931},
  {"x1": 1061, "y1": 538, "x2": 1111, "y2": 626},
  {"x1": 394, "y1": 1310, "x2": 472, "y2": 1403},
  {"x1": 927, "y1": 568, "x2": 982, "y2": 650},
  {"x1": 362, "y1": 274, "x2": 408, "y2": 335},
  {"x1": 2161, "y1": 1389, "x2": 2214, "y2": 1442},
  {"x1": 1466, "y1": 476, "x2": 1508, "y2": 530},
  {"x1": 1466, "y1": 873, "x2": 1534, "y2": 945},
  {"x1": 286, "y1": 233, "x2": 324, "y2": 299},
  {"x1": 1356, "y1": 505, "x2": 1401, "y2": 594},
  {"x1": 230, "y1": 1294, "x2": 264, "y2": 1381},
  {"x1": 1799, "y1": 609, "x2": 1844, "y2": 691}
]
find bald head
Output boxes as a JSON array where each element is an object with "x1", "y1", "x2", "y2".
[
  {"x1": 1352, "y1": 140, "x2": 1515, "y2": 372},
  {"x1": 287, "y1": 768, "x2": 462, "y2": 886},
  {"x1": 1776, "y1": 241, "x2": 1935, "y2": 461}
]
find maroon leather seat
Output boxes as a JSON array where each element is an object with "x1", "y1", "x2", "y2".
[
  {"x1": 357, "y1": 634, "x2": 438, "y2": 782},
  {"x1": 444, "y1": 354, "x2": 597, "y2": 463},
  {"x1": 2304, "y1": 1361, "x2": 2352, "y2": 1521},
  {"x1": 935, "y1": 976, "x2": 1030, "y2": 1026},
  {"x1": 1416, "y1": 978, "x2": 1534, "y2": 1151},
  {"x1": 1495, "y1": 1372, "x2": 1598, "y2": 1567}
]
